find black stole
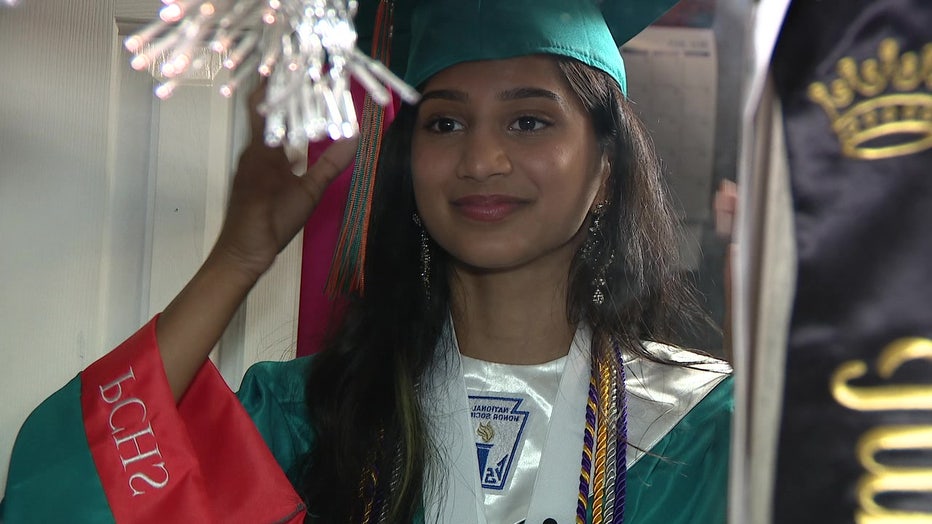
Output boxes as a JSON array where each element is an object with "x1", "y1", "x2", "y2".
[{"x1": 772, "y1": 0, "x2": 932, "y2": 521}]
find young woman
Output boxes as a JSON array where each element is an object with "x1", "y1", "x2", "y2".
[{"x1": 2, "y1": 1, "x2": 732, "y2": 523}]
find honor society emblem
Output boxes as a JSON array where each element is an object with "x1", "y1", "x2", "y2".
[{"x1": 468, "y1": 395, "x2": 530, "y2": 490}]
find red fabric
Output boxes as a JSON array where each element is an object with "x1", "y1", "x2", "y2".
[
  {"x1": 80, "y1": 317, "x2": 305, "y2": 523},
  {"x1": 296, "y1": 82, "x2": 401, "y2": 356}
]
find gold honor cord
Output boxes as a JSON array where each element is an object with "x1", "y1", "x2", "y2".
[
  {"x1": 591, "y1": 357, "x2": 612, "y2": 524},
  {"x1": 830, "y1": 338, "x2": 932, "y2": 522}
]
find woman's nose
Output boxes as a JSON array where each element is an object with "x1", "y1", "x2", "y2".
[{"x1": 456, "y1": 126, "x2": 512, "y2": 181}]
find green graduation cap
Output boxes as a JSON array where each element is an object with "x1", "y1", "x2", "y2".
[
  {"x1": 354, "y1": 0, "x2": 681, "y2": 94},
  {"x1": 330, "y1": 0, "x2": 681, "y2": 294}
]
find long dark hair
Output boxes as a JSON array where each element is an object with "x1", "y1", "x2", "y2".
[{"x1": 296, "y1": 56, "x2": 698, "y2": 523}]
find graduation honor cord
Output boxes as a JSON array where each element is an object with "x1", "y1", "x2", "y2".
[{"x1": 577, "y1": 342, "x2": 628, "y2": 524}]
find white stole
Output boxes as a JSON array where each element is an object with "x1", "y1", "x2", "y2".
[
  {"x1": 422, "y1": 325, "x2": 592, "y2": 524},
  {"x1": 420, "y1": 326, "x2": 731, "y2": 523}
]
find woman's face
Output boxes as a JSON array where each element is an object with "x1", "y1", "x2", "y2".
[{"x1": 411, "y1": 55, "x2": 609, "y2": 274}]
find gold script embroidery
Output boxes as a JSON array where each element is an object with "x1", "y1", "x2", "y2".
[
  {"x1": 855, "y1": 426, "x2": 932, "y2": 522},
  {"x1": 830, "y1": 337, "x2": 932, "y2": 522},
  {"x1": 832, "y1": 338, "x2": 932, "y2": 411}
]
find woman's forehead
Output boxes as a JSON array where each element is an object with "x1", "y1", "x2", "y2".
[{"x1": 421, "y1": 56, "x2": 572, "y2": 98}]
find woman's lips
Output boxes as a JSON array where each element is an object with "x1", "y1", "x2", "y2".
[{"x1": 451, "y1": 195, "x2": 528, "y2": 222}]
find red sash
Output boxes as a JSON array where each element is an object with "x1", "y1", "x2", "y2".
[{"x1": 80, "y1": 318, "x2": 305, "y2": 523}]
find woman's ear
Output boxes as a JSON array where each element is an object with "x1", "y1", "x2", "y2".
[{"x1": 592, "y1": 152, "x2": 611, "y2": 209}]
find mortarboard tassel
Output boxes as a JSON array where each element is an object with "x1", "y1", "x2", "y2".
[{"x1": 325, "y1": 0, "x2": 395, "y2": 296}]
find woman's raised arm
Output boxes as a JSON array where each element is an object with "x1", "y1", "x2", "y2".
[{"x1": 156, "y1": 87, "x2": 358, "y2": 400}]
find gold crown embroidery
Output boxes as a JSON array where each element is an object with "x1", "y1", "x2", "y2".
[{"x1": 808, "y1": 38, "x2": 932, "y2": 160}]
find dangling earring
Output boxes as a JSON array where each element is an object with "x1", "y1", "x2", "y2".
[
  {"x1": 413, "y1": 213, "x2": 431, "y2": 300},
  {"x1": 584, "y1": 202, "x2": 612, "y2": 305}
]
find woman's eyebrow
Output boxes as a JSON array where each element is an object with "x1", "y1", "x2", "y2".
[
  {"x1": 420, "y1": 89, "x2": 468, "y2": 103},
  {"x1": 419, "y1": 87, "x2": 562, "y2": 103},
  {"x1": 498, "y1": 87, "x2": 561, "y2": 102}
]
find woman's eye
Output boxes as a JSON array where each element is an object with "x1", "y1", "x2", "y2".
[
  {"x1": 427, "y1": 118, "x2": 463, "y2": 133},
  {"x1": 511, "y1": 116, "x2": 548, "y2": 132}
]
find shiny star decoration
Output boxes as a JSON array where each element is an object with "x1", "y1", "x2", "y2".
[{"x1": 125, "y1": 0, "x2": 419, "y2": 146}]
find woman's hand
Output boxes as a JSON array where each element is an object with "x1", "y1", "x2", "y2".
[
  {"x1": 714, "y1": 179, "x2": 738, "y2": 362},
  {"x1": 212, "y1": 85, "x2": 359, "y2": 280},
  {"x1": 157, "y1": 85, "x2": 358, "y2": 400}
]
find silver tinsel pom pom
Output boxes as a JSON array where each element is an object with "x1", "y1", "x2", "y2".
[{"x1": 125, "y1": 0, "x2": 419, "y2": 146}]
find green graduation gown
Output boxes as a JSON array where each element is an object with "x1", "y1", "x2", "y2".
[{"x1": 1, "y1": 318, "x2": 732, "y2": 523}]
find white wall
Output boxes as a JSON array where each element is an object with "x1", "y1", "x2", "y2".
[
  {"x1": 0, "y1": 0, "x2": 118, "y2": 493},
  {"x1": 0, "y1": 0, "x2": 302, "y2": 492}
]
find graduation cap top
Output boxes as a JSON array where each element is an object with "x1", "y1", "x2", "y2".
[{"x1": 355, "y1": 0, "x2": 681, "y2": 95}]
